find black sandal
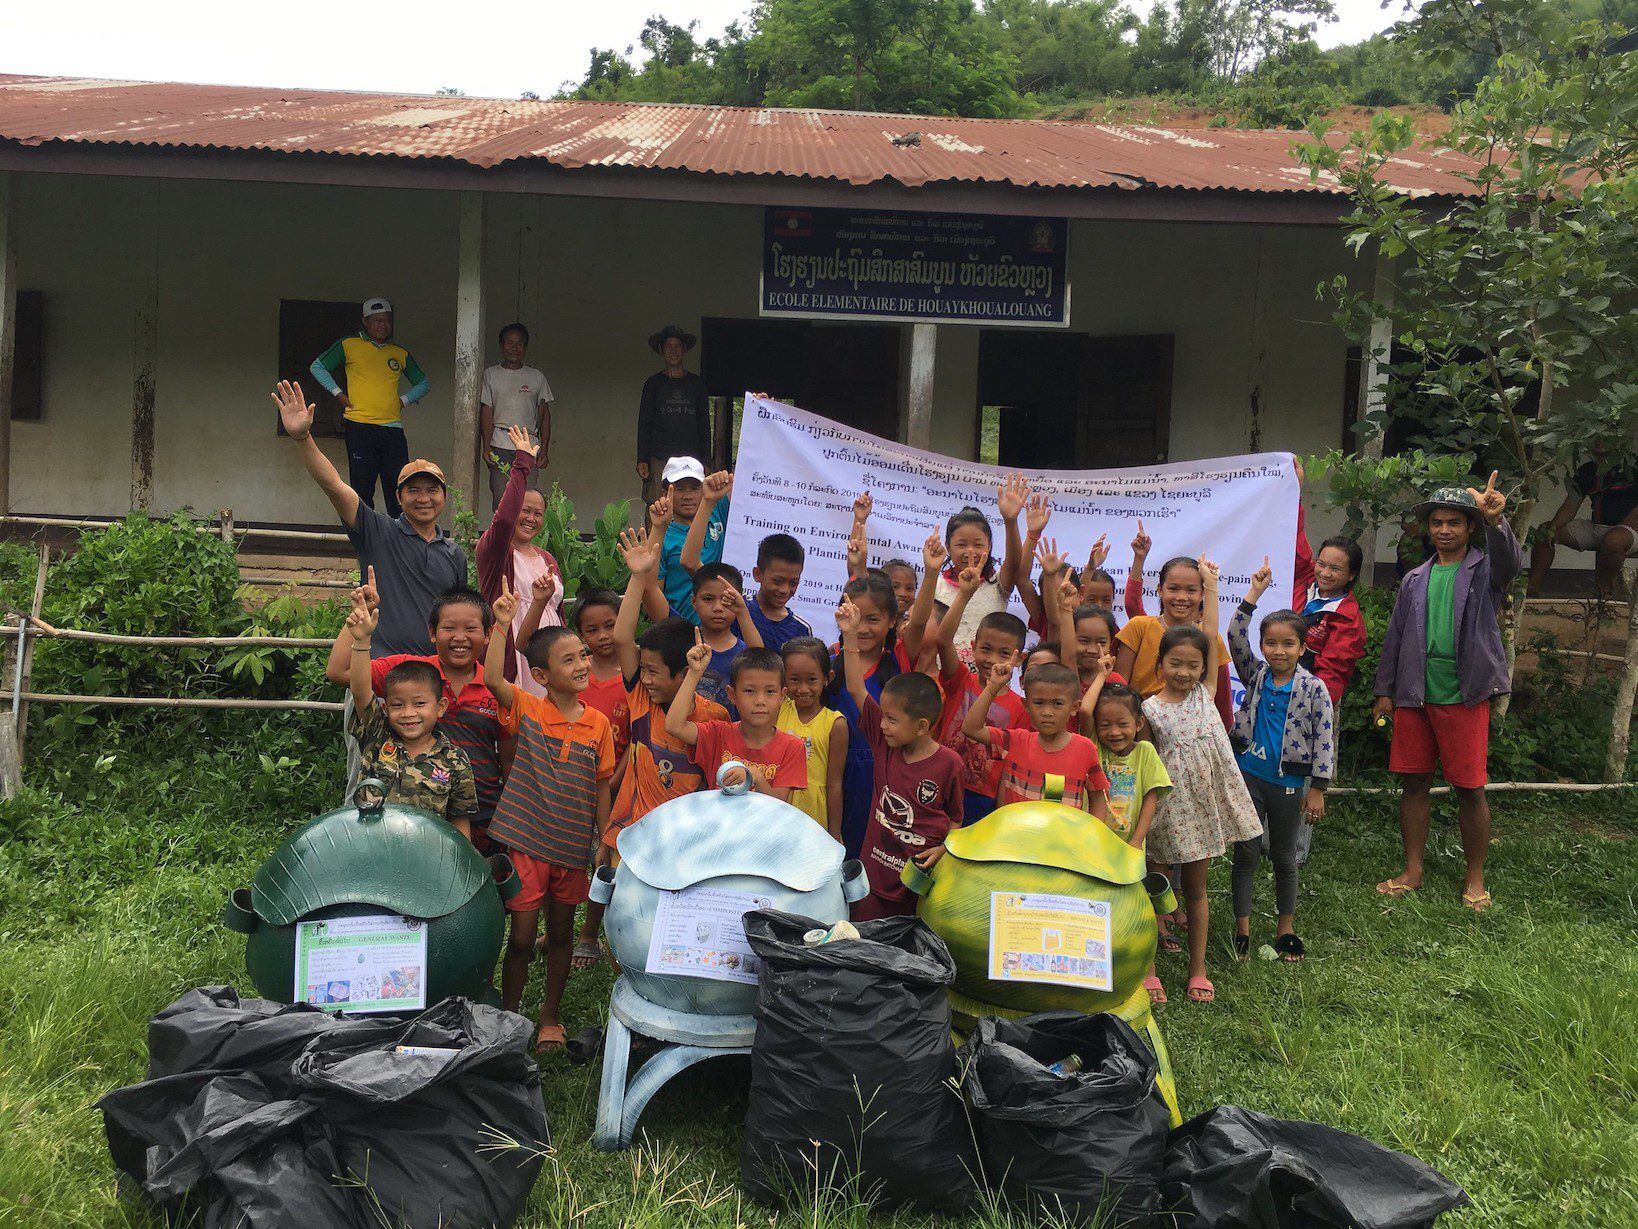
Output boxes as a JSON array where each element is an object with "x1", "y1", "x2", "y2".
[
  {"x1": 1273, "y1": 933, "x2": 1306, "y2": 962},
  {"x1": 1233, "y1": 934, "x2": 1250, "y2": 960}
]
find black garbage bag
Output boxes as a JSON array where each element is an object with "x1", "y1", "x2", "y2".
[
  {"x1": 1160, "y1": 1104, "x2": 1469, "y2": 1229},
  {"x1": 740, "y1": 910, "x2": 976, "y2": 1211},
  {"x1": 959, "y1": 1011, "x2": 1170, "y2": 1225},
  {"x1": 98, "y1": 986, "x2": 549, "y2": 1229}
]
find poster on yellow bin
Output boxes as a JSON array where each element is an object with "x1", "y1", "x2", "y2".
[{"x1": 988, "y1": 892, "x2": 1113, "y2": 991}]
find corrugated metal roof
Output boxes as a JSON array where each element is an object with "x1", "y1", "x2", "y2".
[{"x1": 0, "y1": 74, "x2": 1480, "y2": 197}]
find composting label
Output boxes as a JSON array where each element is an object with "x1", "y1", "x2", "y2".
[
  {"x1": 645, "y1": 885, "x2": 773, "y2": 986},
  {"x1": 988, "y1": 892, "x2": 1113, "y2": 991}
]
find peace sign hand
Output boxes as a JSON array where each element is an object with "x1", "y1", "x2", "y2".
[{"x1": 1467, "y1": 471, "x2": 1506, "y2": 525}]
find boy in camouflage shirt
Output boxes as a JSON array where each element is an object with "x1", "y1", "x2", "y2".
[{"x1": 346, "y1": 590, "x2": 478, "y2": 838}]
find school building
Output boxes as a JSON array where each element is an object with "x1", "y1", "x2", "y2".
[{"x1": 0, "y1": 75, "x2": 1484, "y2": 552}]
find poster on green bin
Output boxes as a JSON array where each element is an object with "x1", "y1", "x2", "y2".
[{"x1": 294, "y1": 915, "x2": 428, "y2": 1013}]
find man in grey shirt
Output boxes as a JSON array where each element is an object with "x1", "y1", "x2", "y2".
[{"x1": 273, "y1": 380, "x2": 469, "y2": 789}]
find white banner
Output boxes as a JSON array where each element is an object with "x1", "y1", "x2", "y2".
[{"x1": 724, "y1": 396, "x2": 1298, "y2": 694}]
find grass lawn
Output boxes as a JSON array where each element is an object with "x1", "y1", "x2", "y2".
[{"x1": 1, "y1": 724, "x2": 1634, "y2": 1228}]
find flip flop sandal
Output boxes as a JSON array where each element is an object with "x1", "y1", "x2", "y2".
[
  {"x1": 571, "y1": 940, "x2": 604, "y2": 970},
  {"x1": 1273, "y1": 933, "x2": 1305, "y2": 962},
  {"x1": 1233, "y1": 934, "x2": 1250, "y2": 961},
  {"x1": 533, "y1": 1023, "x2": 568, "y2": 1055},
  {"x1": 1462, "y1": 891, "x2": 1493, "y2": 913},
  {"x1": 1158, "y1": 931, "x2": 1184, "y2": 954},
  {"x1": 1376, "y1": 879, "x2": 1418, "y2": 897},
  {"x1": 1143, "y1": 975, "x2": 1167, "y2": 1006},
  {"x1": 1185, "y1": 976, "x2": 1215, "y2": 1004}
]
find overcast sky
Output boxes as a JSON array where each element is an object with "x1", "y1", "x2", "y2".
[{"x1": 1, "y1": 0, "x2": 1408, "y2": 100}]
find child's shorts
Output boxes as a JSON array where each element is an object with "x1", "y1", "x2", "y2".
[
  {"x1": 1390, "y1": 702, "x2": 1489, "y2": 789},
  {"x1": 507, "y1": 849, "x2": 590, "y2": 912}
]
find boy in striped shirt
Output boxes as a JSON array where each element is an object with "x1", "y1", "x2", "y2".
[{"x1": 487, "y1": 578, "x2": 615, "y2": 1055}]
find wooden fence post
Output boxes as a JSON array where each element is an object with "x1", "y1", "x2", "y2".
[{"x1": 1605, "y1": 568, "x2": 1638, "y2": 783}]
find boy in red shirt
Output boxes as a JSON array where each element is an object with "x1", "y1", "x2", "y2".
[
  {"x1": 964, "y1": 653, "x2": 1111, "y2": 817},
  {"x1": 935, "y1": 565, "x2": 1030, "y2": 827},
  {"x1": 486, "y1": 578, "x2": 615, "y2": 1055},
  {"x1": 839, "y1": 596, "x2": 965, "y2": 921},
  {"x1": 665, "y1": 638, "x2": 807, "y2": 800}
]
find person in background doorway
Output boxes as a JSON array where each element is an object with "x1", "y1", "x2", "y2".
[
  {"x1": 637, "y1": 325, "x2": 712, "y2": 504},
  {"x1": 309, "y1": 298, "x2": 430, "y2": 519},
  {"x1": 480, "y1": 323, "x2": 553, "y2": 513},
  {"x1": 1527, "y1": 448, "x2": 1638, "y2": 599}
]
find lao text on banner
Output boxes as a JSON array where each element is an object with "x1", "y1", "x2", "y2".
[{"x1": 722, "y1": 396, "x2": 1299, "y2": 701}]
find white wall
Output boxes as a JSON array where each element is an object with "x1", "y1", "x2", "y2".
[{"x1": 14, "y1": 170, "x2": 1544, "y2": 555}]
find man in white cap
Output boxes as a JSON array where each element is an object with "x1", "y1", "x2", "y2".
[
  {"x1": 310, "y1": 297, "x2": 431, "y2": 518},
  {"x1": 655, "y1": 456, "x2": 730, "y2": 624}
]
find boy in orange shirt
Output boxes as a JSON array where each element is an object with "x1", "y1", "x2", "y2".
[{"x1": 486, "y1": 577, "x2": 615, "y2": 1056}]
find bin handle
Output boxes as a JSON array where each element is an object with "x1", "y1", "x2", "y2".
[
  {"x1": 840, "y1": 859, "x2": 869, "y2": 903},
  {"x1": 223, "y1": 887, "x2": 259, "y2": 935},
  {"x1": 716, "y1": 762, "x2": 751, "y2": 797},
  {"x1": 901, "y1": 859, "x2": 934, "y2": 896},
  {"x1": 352, "y1": 778, "x2": 387, "y2": 820},
  {"x1": 489, "y1": 853, "x2": 522, "y2": 903},
  {"x1": 1144, "y1": 871, "x2": 1177, "y2": 917},
  {"x1": 589, "y1": 864, "x2": 617, "y2": 904}
]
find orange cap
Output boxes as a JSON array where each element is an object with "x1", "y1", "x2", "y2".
[{"x1": 396, "y1": 459, "x2": 447, "y2": 489}]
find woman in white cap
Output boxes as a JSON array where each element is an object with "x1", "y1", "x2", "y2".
[{"x1": 636, "y1": 325, "x2": 711, "y2": 504}]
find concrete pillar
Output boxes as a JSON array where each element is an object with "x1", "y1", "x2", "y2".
[
  {"x1": 906, "y1": 322, "x2": 937, "y2": 450},
  {"x1": 0, "y1": 172, "x2": 15, "y2": 515},
  {"x1": 1356, "y1": 248, "x2": 1394, "y2": 583},
  {"x1": 451, "y1": 192, "x2": 485, "y2": 507},
  {"x1": 130, "y1": 182, "x2": 160, "y2": 512}
]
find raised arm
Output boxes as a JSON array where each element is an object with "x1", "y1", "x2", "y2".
[
  {"x1": 1469, "y1": 471, "x2": 1522, "y2": 591},
  {"x1": 615, "y1": 527, "x2": 662, "y2": 679},
  {"x1": 325, "y1": 568, "x2": 380, "y2": 685},
  {"x1": 1050, "y1": 574, "x2": 1079, "y2": 669},
  {"x1": 1229, "y1": 555, "x2": 1271, "y2": 681},
  {"x1": 900, "y1": 532, "x2": 947, "y2": 670},
  {"x1": 485, "y1": 578, "x2": 522, "y2": 710},
  {"x1": 836, "y1": 597, "x2": 869, "y2": 713},
  {"x1": 726, "y1": 581, "x2": 763, "y2": 649},
  {"x1": 661, "y1": 633, "x2": 712, "y2": 746},
  {"x1": 1199, "y1": 554, "x2": 1221, "y2": 698},
  {"x1": 344, "y1": 591, "x2": 379, "y2": 715},
  {"x1": 935, "y1": 565, "x2": 983, "y2": 675},
  {"x1": 272, "y1": 380, "x2": 361, "y2": 529},
  {"x1": 995, "y1": 472, "x2": 1029, "y2": 595},
  {"x1": 1125, "y1": 521, "x2": 1151, "y2": 618},
  {"x1": 846, "y1": 492, "x2": 872, "y2": 579},
  {"x1": 518, "y1": 564, "x2": 564, "y2": 649},
  {"x1": 680, "y1": 471, "x2": 731, "y2": 573},
  {"x1": 961, "y1": 652, "x2": 1017, "y2": 746}
]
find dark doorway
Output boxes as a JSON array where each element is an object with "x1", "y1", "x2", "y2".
[
  {"x1": 977, "y1": 332, "x2": 1174, "y2": 469},
  {"x1": 700, "y1": 318, "x2": 902, "y2": 440},
  {"x1": 278, "y1": 299, "x2": 365, "y2": 438}
]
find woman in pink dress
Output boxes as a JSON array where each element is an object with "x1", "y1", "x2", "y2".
[{"x1": 477, "y1": 425, "x2": 563, "y2": 697}]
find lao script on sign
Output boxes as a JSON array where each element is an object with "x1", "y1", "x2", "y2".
[
  {"x1": 295, "y1": 914, "x2": 428, "y2": 1014},
  {"x1": 645, "y1": 885, "x2": 774, "y2": 986}
]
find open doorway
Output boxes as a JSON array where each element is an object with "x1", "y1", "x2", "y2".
[{"x1": 977, "y1": 332, "x2": 1174, "y2": 470}]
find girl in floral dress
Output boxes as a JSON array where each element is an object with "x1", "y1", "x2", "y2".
[{"x1": 1142, "y1": 557, "x2": 1262, "y2": 1005}]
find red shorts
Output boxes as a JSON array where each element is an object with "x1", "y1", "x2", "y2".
[
  {"x1": 507, "y1": 850, "x2": 590, "y2": 913},
  {"x1": 1390, "y1": 702, "x2": 1489, "y2": 789}
]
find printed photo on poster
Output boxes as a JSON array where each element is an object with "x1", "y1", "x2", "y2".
[{"x1": 294, "y1": 914, "x2": 428, "y2": 1014}]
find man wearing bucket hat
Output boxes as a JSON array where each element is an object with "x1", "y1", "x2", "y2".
[
  {"x1": 1373, "y1": 473, "x2": 1521, "y2": 912},
  {"x1": 309, "y1": 298, "x2": 431, "y2": 519},
  {"x1": 636, "y1": 325, "x2": 712, "y2": 505}
]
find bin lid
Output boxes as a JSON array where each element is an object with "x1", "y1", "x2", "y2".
[
  {"x1": 250, "y1": 795, "x2": 490, "y2": 926},
  {"x1": 944, "y1": 799, "x2": 1146, "y2": 886},
  {"x1": 617, "y1": 785, "x2": 844, "y2": 893}
]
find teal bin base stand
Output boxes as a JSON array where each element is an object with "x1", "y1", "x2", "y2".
[{"x1": 593, "y1": 975, "x2": 755, "y2": 1151}]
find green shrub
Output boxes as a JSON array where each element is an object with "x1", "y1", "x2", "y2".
[{"x1": 537, "y1": 485, "x2": 632, "y2": 601}]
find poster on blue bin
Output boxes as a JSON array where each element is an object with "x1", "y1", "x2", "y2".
[{"x1": 645, "y1": 885, "x2": 773, "y2": 986}]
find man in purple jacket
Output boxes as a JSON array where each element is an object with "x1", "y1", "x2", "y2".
[{"x1": 1373, "y1": 474, "x2": 1519, "y2": 912}]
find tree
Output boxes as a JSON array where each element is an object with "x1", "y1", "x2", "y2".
[{"x1": 1299, "y1": 0, "x2": 1638, "y2": 777}]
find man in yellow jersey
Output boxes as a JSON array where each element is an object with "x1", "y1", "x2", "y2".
[{"x1": 310, "y1": 297, "x2": 431, "y2": 518}]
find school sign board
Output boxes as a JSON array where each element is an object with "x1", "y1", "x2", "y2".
[{"x1": 761, "y1": 207, "x2": 1071, "y2": 327}]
